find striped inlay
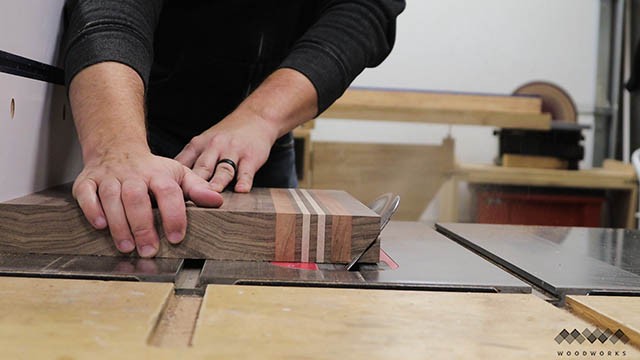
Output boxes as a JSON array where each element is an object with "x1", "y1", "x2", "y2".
[
  {"x1": 310, "y1": 190, "x2": 353, "y2": 262},
  {"x1": 300, "y1": 189, "x2": 326, "y2": 263},
  {"x1": 270, "y1": 188, "x2": 363, "y2": 263},
  {"x1": 288, "y1": 189, "x2": 311, "y2": 262}
]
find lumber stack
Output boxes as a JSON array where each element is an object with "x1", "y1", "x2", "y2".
[{"x1": 321, "y1": 88, "x2": 551, "y2": 129}]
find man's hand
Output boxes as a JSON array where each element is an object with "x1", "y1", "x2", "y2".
[
  {"x1": 73, "y1": 150, "x2": 223, "y2": 257},
  {"x1": 176, "y1": 68, "x2": 318, "y2": 192},
  {"x1": 175, "y1": 108, "x2": 278, "y2": 193},
  {"x1": 68, "y1": 62, "x2": 223, "y2": 258}
]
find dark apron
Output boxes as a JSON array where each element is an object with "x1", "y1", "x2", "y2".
[{"x1": 146, "y1": 1, "x2": 314, "y2": 188}]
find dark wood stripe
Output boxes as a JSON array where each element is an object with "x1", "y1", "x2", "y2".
[
  {"x1": 270, "y1": 189, "x2": 296, "y2": 261},
  {"x1": 330, "y1": 216, "x2": 353, "y2": 263},
  {"x1": 311, "y1": 190, "x2": 353, "y2": 262}
]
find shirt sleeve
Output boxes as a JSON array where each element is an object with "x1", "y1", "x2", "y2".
[
  {"x1": 278, "y1": 0, "x2": 406, "y2": 114},
  {"x1": 627, "y1": 39, "x2": 640, "y2": 92},
  {"x1": 62, "y1": 0, "x2": 164, "y2": 88}
]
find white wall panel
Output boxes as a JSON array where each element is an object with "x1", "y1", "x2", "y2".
[
  {"x1": 0, "y1": 1, "x2": 80, "y2": 201},
  {"x1": 354, "y1": 0, "x2": 599, "y2": 108},
  {"x1": 0, "y1": 73, "x2": 81, "y2": 201},
  {"x1": 0, "y1": 0, "x2": 67, "y2": 65}
]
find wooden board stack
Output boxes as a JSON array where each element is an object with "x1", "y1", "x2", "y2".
[
  {"x1": 0, "y1": 185, "x2": 381, "y2": 263},
  {"x1": 322, "y1": 88, "x2": 551, "y2": 130}
]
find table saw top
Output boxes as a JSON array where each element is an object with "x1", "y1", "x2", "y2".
[{"x1": 437, "y1": 222, "x2": 640, "y2": 298}]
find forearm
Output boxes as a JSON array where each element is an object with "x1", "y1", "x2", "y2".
[
  {"x1": 69, "y1": 62, "x2": 150, "y2": 164},
  {"x1": 238, "y1": 68, "x2": 318, "y2": 141},
  {"x1": 279, "y1": 0, "x2": 405, "y2": 113}
]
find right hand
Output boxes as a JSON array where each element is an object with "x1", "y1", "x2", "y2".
[{"x1": 72, "y1": 149, "x2": 223, "y2": 258}]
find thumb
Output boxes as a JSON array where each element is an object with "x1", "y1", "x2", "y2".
[{"x1": 180, "y1": 167, "x2": 224, "y2": 207}]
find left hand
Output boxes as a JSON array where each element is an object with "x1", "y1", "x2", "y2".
[{"x1": 175, "y1": 107, "x2": 279, "y2": 193}]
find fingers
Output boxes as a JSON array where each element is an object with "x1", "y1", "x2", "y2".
[
  {"x1": 178, "y1": 127, "x2": 267, "y2": 193},
  {"x1": 73, "y1": 179, "x2": 107, "y2": 229},
  {"x1": 210, "y1": 157, "x2": 238, "y2": 192},
  {"x1": 74, "y1": 152, "x2": 212, "y2": 258},
  {"x1": 234, "y1": 160, "x2": 257, "y2": 193},
  {"x1": 98, "y1": 178, "x2": 136, "y2": 253},
  {"x1": 175, "y1": 141, "x2": 199, "y2": 168},
  {"x1": 191, "y1": 147, "x2": 220, "y2": 180},
  {"x1": 121, "y1": 180, "x2": 159, "y2": 258},
  {"x1": 149, "y1": 178, "x2": 187, "y2": 244},
  {"x1": 182, "y1": 168, "x2": 224, "y2": 207},
  {"x1": 88, "y1": 175, "x2": 188, "y2": 256}
]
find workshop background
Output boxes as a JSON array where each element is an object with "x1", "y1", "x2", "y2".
[
  {"x1": 3, "y1": 1, "x2": 640, "y2": 358},
  {"x1": 1, "y1": 0, "x2": 638, "y2": 228},
  {"x1": 314, "y1": 0, "x2": 602, "y2": 223}
]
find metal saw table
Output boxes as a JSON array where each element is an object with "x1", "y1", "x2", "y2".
[{"x1": 0, "y1": 222, "x2": 529, "y2": 292}]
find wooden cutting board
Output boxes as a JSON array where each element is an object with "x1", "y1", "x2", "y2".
[{"x1": 0, "y1": 185, "x2": 381, "y2": 263}]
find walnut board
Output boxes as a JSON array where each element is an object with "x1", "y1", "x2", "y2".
[{"x1": 0, "y1": 186, "x2": 380, "y2": 263}]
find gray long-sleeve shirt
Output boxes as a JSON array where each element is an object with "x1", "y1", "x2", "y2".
[{"x1": 63, "y1": 0, "x2": 405, "y2": 146}]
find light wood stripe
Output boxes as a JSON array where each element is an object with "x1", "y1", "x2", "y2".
[
  {"x1": 300, "y1": 189, "x2": 326, "y2": 262},
  {"x1": 289, "y1": 189, "x2": 311, "y2": 262},
  {"x1": 270, "y1": 189, "x2": 296, "y2": 261},
  {"x1": 310, "y1": 190, "x2": 353, "y2": 262}
]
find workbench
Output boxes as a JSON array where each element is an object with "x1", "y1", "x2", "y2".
[
  {"x1": 311, "y1": 89, "x2": 638, "y2": 227},
  {"x1": 2, "y1": 221, "x2": 639, "y2": 358},
  {"x1": 441, "y1": 162, "x2": 638, "y2": 228}
]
